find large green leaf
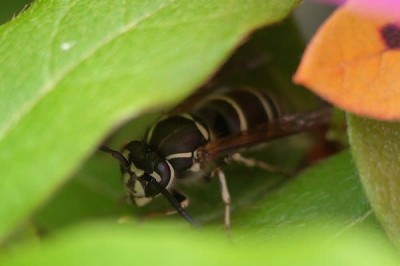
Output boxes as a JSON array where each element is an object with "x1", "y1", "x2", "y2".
[
  {"x1": 0, "y1": 0, "x2": 300, "y2": 242},
  {"x1": 2, "y1": 222, "x2": 399, "y2": 266}
]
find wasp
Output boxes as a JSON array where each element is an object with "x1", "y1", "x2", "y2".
[{"x1": 101, "y1": 87, "x2": 331, "y2": 228}]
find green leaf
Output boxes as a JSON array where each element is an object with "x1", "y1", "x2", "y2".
[
  {"x1": 2, "y1": 222, "x2": 400, "y2": 266},
  {"x1": 348, "y1": 114, "x2": 400, "y2": 247},
  {"x1": 232, "y1": 151, "x2": 375, "y2": 234},
  {"x1": 32, "y1": 153, "x2": 132, "y2": 231},
  {"x1": 0, "y1": 0, "x2": 300, "y2": 242}
]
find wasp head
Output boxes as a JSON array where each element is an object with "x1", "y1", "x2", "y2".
[{"x1": 121, "y1": 140, "x2": 174, "y2": 206}]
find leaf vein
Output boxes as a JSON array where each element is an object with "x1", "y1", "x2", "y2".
[{"x1": 0, "y1": 0, "x2": 176, "y2": 142}]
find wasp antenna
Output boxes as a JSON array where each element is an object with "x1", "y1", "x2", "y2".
[
  {"x1": 100, "y1": 145, "x2": 130, "y2": 171},
  {"x1": 143, "y1": 175, "x2": 201, "y2": 228}
]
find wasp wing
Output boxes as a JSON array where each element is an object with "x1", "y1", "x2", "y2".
[{"x1": 196, "y1": 107, "x2": 332, "y2": 162}]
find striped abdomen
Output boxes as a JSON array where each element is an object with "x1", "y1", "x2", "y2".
[
  {"x1": 144, "y1": 88, "x2": 281, "y2": 179},
  {"x1": 192, "y1": 88, "x2": 281, "y2": 140}
]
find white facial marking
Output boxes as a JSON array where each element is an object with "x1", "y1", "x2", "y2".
[
  {"x1": 132, "y1": 181, "x2": 145, "y2": 197},
  {"x1": 122, "y1": 150, "x2": 130, "y2": 159},
  {"x1": 123, "y1": 172, "x2": 131, "y2": 185},
  {"x1": 130, "y1": 163, "x2": 144, "y2": 177},
  {"x1": 134, "y1": 197, "x2": 153, "y2": 206},
  {"x1": 150, "y1": 171, "x2": 162, "y2": 182}
]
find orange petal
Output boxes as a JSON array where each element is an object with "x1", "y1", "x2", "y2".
[{"x1": 294, "y1": 3, "x2": 400, "y2": 120}]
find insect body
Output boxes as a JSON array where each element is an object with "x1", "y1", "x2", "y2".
[{"x1": 101, "y1": 87, "x2": 331, "y2": 228}]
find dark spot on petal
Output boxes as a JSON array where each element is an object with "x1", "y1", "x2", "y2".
[{"x1": 380, "y1": 23, "x2": 400, "y2": 49}]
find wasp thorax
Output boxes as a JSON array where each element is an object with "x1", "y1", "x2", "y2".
[{"x1": 122, "y1": 141, "x2": 174, "y2": 206}]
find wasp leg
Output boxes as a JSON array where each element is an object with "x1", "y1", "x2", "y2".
[
  {"x1": 230, "y1": 153, "x2": 293, "y2": 175},
  {"x1": 213, "y1": 168, "x2": 231, "y2": 230},
  {"x1": 130, "y1": 190, "x2": 191, "y2": 222},
  {"x1": 165, "y1": 190, "x2": 190, "y2": 215}
]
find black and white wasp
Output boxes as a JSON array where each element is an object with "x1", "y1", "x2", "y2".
[{"x1": 101, "y1": 87, "x2": 331, "y2": 228}]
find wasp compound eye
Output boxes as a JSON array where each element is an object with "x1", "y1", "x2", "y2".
[
  {"x1": 144, "y1": 177, "x2": 160, "y2": 197},
  {"x1": 143, "y1": 160, "x2": 173, "y2": 197},
  {"x1": 154, "y1": 160, "x2": 172, "y2": 187}
]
